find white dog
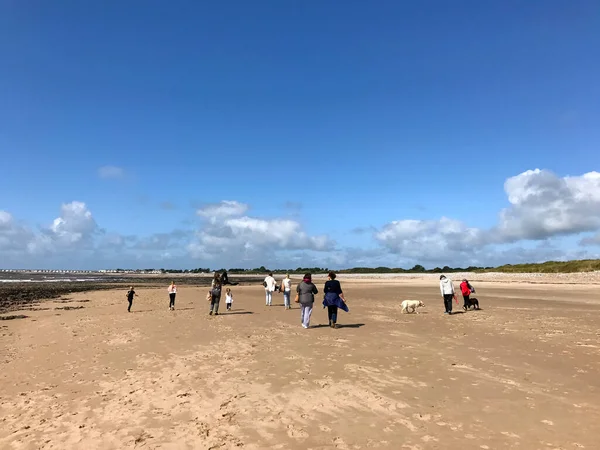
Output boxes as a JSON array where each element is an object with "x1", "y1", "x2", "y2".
[{"x1": 401, "y1": 299, "x2": 425, "y2": 314}]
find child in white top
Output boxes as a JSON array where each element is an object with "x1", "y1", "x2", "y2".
[{"x1": 225, "y1": 288, "x2": 233, "y2": 311}]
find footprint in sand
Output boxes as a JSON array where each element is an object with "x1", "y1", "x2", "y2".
[
  {"x1": 396, "y1": 418, "x2": 418, "y2": 432},
  {"x1": 286, "y1": 424, "x2": 308, "y2": 439},
  {"x1": 333, "y1": 437, "x2": 349, "y2": 449},
  {"x1": 501, "y1": 431, "x2": 520, "y2": 438},
  {"x1": 413, "y1": 413, "x2": 431, "y2": 422},
  {"x1": 319, "y1": 425, "x2": 331, "y2": 432}
]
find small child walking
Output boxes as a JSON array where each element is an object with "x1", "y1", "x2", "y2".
[
  {"x1": 126, "y1": 286, "x2": 137, "y2": 312},
  {"x1": 225, "y1": 288, "x2": 233, "y2": 311}
]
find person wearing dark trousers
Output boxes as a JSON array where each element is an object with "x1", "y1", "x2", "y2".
[
  {"x1": 443, "y1": 293, "x2": 454, "y2": 314},
  {"x1": 439, "y1": 275, "x2": 456, "y2": 315},
  {"x1": 460, "y1": 279, "x2": 472, "y2": 311},
  {"x1": 126, "y1": 286, "x2": 137, "y2": 313},
  {"x1": 209, "y1": 272, "x2": 222, "y2": 316},
  {"x1": 168, "y1": 281, "x2": 177, "y2": 311},
  {"x1": 323, "y1": 272, "x2": 349, "y2": 328}
]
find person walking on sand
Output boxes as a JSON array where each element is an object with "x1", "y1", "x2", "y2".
[
  {"x1": 322, "y1": 271, "x2": 349, "y2": 329},
  {"x1": 225, "y1": 288, "x2": 233, "y2": 311},
  {"x1": 439, "y1": 275, "x2": 456, "y2": 315},
  {"x1": 168, "y1": 281, "x2": 177, "y2": 311},
  {"x1": 460, "y1": 279, "x2": 479, "y2": 310},
  {"x1": 282, "y1": 274, "x2": 292, "y2": 309},
  {"x1": 460, "y1": 279, "x2": 472, "y2": 311},
  {"x1": 126, "y1": 286, "x2": 138, "y2": 313},
  {"x1": 264, "y1": 272, "x2": 276, "y2": 306},
  {"x1": 209, "y1": 272, "x2": 222, "y2": 316},
  {"x1": 296, "y1": 273, "x2": 318, "y2": 329}
]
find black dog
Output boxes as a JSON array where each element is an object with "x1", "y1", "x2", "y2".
[{"x1": 467, "y1": 297, "x2": 480, "y2": 310}]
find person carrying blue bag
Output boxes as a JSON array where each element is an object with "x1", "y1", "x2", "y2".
[{"x1": 322, "y1": 271, "x2": 349, "y2": 329}]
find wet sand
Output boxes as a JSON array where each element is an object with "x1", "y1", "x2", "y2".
[{"x1": 1, "y1": 278, "x2": 599, "y2": 449}]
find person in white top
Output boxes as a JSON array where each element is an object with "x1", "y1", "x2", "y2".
[
  {"x1": 225, "y1": 288, "x2": 233, "y2": 311},
  {"x1": 439, "y1": 275, "x2": 456, "y2": 315},
  {"x1": 281, "y1": 274, "x2": 292, "y2": 309},
  {"x1": 168, "y1": 281, "x2": 177, "y2": 311},
  {"x1": 264, "y1": 272, "x2": 276, "y2": 306}
]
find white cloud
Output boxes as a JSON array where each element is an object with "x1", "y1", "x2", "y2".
[
  {"x1": 3, "y1": 169, "x2": 600, "y2": 270},
  {"x1": 0, "y1": 211, "x2": 12, "y2": 227},
  {"x1": 98, "y1": 165, "x2": 125, "y2": 179},
  {"x1": 375, "y1": 217, "x2": 486, "y2": 262},
  {"x1": 0, "y1": 199, "x2": 335, "y2": 269},
  {"x1": 374, "y1": 169, "x2": 600, "y2": 266},
  {"x1": 189, "y1": 205, "x2": 334, "y2": 261},
  {"x1": 0, "y1": 202, "x2": 98, "y2": 264},
  {"x1": 197, "y1": 200, "x2": 249, "y2": 219},
  {"x1": 495, "y1": 169, "x2": 600, "y2": 241},
  {"x1": 0, "y1": 211, "x2": 36, "y2": 254},
  {"x1": 49, "y1": 201, "x2": 97, "y2": 245}
]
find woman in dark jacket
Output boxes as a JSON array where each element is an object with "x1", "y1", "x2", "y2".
[
  {"x1": 323, "y1": 272, "x2": 349, "y2": 329},
  {"x1": 209, "y1": 272, "x2": 222, "y2": 316}
]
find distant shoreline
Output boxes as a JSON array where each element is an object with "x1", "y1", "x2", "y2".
[{"x1": 0, "y1": 274, "x2": 264, "y2": 314}]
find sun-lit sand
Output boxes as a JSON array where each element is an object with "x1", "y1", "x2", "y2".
[{"x1": 1, "y1": 275, "x2": 599, "y2": 449}]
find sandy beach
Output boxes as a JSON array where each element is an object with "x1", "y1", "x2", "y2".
[{"x1": 1, "y1": 275, "x2": 599, "y2": 449}]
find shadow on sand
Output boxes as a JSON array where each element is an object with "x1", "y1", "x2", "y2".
[
  {"x1": 311, "y1": 323, "x2": 365, "y2": 329},
  {"x1": 337, "y1": 323, "x2": 365, "y2": 329}
]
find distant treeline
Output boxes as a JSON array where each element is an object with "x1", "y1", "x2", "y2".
[
  {"x1": 156, "y1": 264, "x2": 489, "y2": 275},
  {"x1": 487, "y1": 259, "x2": 600, "y2": 273},
  {"x1": 152, "y1": 259, "x2": 600, "y2": 275}
]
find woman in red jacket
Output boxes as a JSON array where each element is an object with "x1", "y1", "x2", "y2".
[{"x1": 460, "y1": 279, "x2": 473, "y2": 311}]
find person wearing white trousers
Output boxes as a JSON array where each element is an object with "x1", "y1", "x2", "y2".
[
  {"x1": 264, "y1": 272, "x2": 276, "y2": 306},
  {"x1": 300, "y1": 304, "x2": 313, "y2": 328},
  {"x1": 281, "y1": 274, "x2": 292, "y2": 309},
  {"x1": 296, "y1": 273, "x2": 318, "y2": 329}
]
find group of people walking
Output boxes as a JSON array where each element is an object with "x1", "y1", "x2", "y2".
[
  {"x1": 439, "y1": 275, "x2": 481, "y2": 314},
  {"x1": 268, "y1": 271, "x2": 349, "y2": 329},
  {"x1": 127, "y1": 272, "x2": 478, "y2": 321},
  {"x1": 125, "y1": 271, "x2": 350, "y2": 330}
]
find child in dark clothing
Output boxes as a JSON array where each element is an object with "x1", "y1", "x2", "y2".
[{"x1": 126, "y1": 286, "x2": 137, "y2": 312}]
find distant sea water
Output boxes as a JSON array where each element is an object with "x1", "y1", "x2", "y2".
[{"x1": 0, "y1": 272, "x2": 124, "y2": 283}]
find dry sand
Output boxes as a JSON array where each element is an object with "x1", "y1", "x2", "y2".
[{"x1": 1, "y1": 276, "x2": 599, "y2": 449}]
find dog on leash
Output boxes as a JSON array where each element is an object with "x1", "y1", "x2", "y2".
[
  {"x1": 401, "y1": 299, "x2": 425, "y2": 314},
  {"x1": 467, "y1": 297, "x2": 480, "y2": 310}
]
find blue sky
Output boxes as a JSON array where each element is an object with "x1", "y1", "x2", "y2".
[{"x1": 1, "y1": 1, "x2": 599, "y2": 270}]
